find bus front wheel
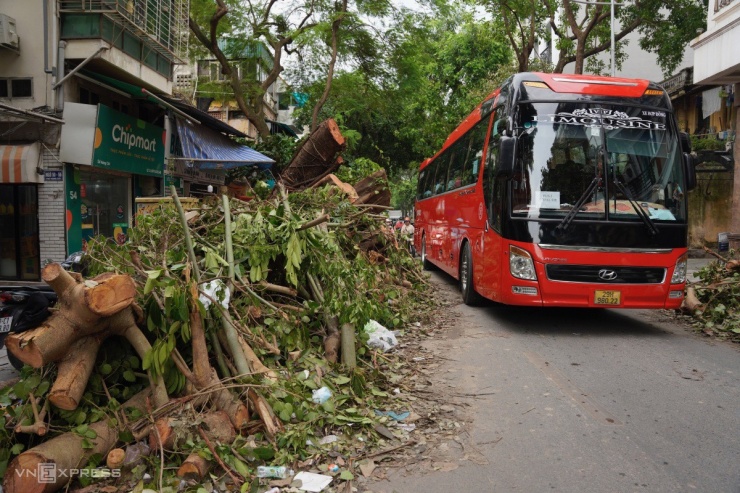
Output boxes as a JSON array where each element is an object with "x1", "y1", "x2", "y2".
[{"x1": 460, "y1": 243, "x2": 482, "y2": 306}]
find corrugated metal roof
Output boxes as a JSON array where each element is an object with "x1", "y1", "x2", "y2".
[{"x1": 174, "y1": 117, "x2": 274, "y2": 170}]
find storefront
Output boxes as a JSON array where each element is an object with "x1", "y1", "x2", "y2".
[
  {"x1": 60, "y1": 103, "x2": 165, "y2": 253},
  {"x1": 0, "y1": 143, "x2": 42, "y2": 280}
]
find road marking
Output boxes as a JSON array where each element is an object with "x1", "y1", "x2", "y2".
[{"x1": 524, "y1": 351, "x2": 622, "y2": 426}]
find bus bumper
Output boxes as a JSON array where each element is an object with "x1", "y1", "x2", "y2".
[{"x1": 501, "y1": 279, "x2": 685, "y2": 309}]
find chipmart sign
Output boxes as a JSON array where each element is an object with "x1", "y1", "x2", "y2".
[
  {"x1": 92, "y1": 104, "x2": 164, "y2": 177},
  {"x1": 112, "y1": 123, "x2": 157, "y2": 152},
  {"x1": 60, "y1": 103, "x2": 163, "y2": 176}
]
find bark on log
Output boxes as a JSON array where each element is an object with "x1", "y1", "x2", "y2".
[
  {"x1": 340, "y1": 323, "x2": 356, "y2": 369},
  {"x1": 6, "y1": 265, "x2": 168, "y2": 411},
  {"x1": 353, "y1": 169, "x2": 391, "y2": 211},
  {"x1": 3, "y1": 389, "x2": 151, "y2": 493},
  {"x1": 177, "y1": 452, "x2": 210, "y2": 481},
  {"x1": 682, "y1": 286, "x2": 703, "y2": 314},
  {"x1": 281, "y1": 119, "x2": 346, "y2": 190},
  {"x1": 310, "y1": 173, "x2": 359, "y2": 201},
  {"x1": 247, "y1": 389, "x2": 284, "y2": 439},
  {"x1": 201, "y1": 411, "x2": 236, "y2": 444}
]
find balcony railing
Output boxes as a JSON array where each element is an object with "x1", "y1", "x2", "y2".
[{"x1": 59, "y1": 0, "x2": 189, "y2": 62}]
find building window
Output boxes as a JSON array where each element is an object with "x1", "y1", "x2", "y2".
[{"x1": 0, "y1": 78, "x2": 33, "y2": 98}]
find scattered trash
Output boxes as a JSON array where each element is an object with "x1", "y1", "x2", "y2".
[
  {"x1": 199, "y1": 279, "x2": 230, "y2": 310},
  {"x1": 318, "y1": 434, "x2": 338, "y2": 445},
  {"x1": 293, "y1": 471, "x2": 333, "y2": 492},
  {"x1": 256, "y1": 465, "x2": 294, "y2": 479},
  {"x1": 364, "y1": 319, "x2": 398, "y2": 351},
  {"x1": 312, "y1": 387, "x2": 333, "y2": 404},
  {"x1": 374, "y1": 410, "x2": 410, "y2": 421},
  {"x1": 265, "y1": 488, "x2": 281, "y2": 493},
  {"x1": 397, "y1": 423, "x2": 416, "y2": 432},
  {"x1": 327, "y1": 463, "x2": 339, "y2": 472}
]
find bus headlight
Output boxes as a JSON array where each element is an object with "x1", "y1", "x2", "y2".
[
  {"x1": 510, "y1": 246, "x2": 537, "y2": 280},
  {"x1": 671, "y1": 254, "x2": 688, "y2": 284}
]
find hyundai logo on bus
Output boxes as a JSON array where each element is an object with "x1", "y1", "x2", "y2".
[{"x1": 598, "y1": 269, "x2": 619, "y2": 281}]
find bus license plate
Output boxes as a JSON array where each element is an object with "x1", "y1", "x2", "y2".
[
  {"x1": 0, "y1": 316, "x2": 11, "y2": 333},
  {"x1": 594, "y1": 290, "x2": 621, "y2": 305}
]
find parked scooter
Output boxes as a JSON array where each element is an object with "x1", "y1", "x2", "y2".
[{"x1": 0, "y1": 251, "x2": 87, "y2": 370}]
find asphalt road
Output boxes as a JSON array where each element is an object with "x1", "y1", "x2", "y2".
[{"x1": 366, "y1": 264, "x2": 740, "y2": 493}]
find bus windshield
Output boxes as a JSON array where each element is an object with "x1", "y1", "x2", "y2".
[{"x1": 512, "y1": 102, "x2": 686, "y2": 224}]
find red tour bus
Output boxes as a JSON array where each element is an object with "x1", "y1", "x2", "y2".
[{"x1": 414, "y1": 72, "x2": 697, "y2": 308}]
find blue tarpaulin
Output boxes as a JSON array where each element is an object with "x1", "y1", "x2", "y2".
[{"x1": 174, "y1": 117, "x2": 274, "y2": 170}]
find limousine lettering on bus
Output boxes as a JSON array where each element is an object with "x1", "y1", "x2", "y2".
[
  {"x1": 458, "y1": 188, "x2": 475, "y2": 197},
  {"x1": 532, "y1": 108, "x2": 666, "y2": 130}
]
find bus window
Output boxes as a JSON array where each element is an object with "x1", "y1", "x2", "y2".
[
  {"x1": 447, "y1": 141, "x2": 466, "y2": 191},
  {"x1": 462, "y1": 119, "x2": 489, "y2": 186},
  {"x1": 434, "y1": 151, "x2": 451, "y2": 194}
]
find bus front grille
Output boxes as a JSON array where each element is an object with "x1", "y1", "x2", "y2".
[{"x1": 545, "y1": 265, "x2": 666, "y2": 284}]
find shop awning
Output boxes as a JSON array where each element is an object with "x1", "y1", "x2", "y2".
[
  {"x1": 76, "y1": 71, "x2": 247, "y2": 137},
  {"x1": 0, "y1": 143, "x2": 43, "y2": 184},
  {"x1": 174, "y1": 117, "x2": 274, "y2": 170}
]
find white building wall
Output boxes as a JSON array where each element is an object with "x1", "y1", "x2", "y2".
[
  {"x1": 37, "y1": 146, "x2": 67, "y2": 265},
  {"x1": 0, "y1": 0, "x2": 55, "y2": 110}
]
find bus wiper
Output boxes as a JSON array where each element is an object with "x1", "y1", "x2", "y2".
[
  {"x1": 555, "y1": 176, "x2": 602, "y2": 235},
  {"x1": 612, "y1": 179, "x2": 659, "y2": 236}
]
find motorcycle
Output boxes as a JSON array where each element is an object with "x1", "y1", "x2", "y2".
[{"x1": 0, "y1": 251, "x2": 86, "y2": 371}]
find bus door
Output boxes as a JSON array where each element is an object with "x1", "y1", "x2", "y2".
[{"x1": 476, "y1": 108, "x2": 507, "y2": 300}]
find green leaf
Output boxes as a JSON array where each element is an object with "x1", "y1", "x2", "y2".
[
  {"x1": 334, "y1": 376, "x2": 351, "y2": 385},
  {"x1": 144, "y1": 276, "x2": 156, "y2": 295},
  {"x1": 99, "y1": 363, "x2": 113, "y2": 375},
  {"x1": 340, "y1": 470, "x2": 354, "y2": 480},
  {"x1": 252, "y1": 446, "x2": 275, "y2": 460},
  {"x1": 123, "y1": 370, "x2": 136, "y2": 382},
  {"x1": 145, "y1": 269, "x2": 162, "y2": 279},
  {"x1": 10, "y1": 443, "x2": 24, "y2": 455}
]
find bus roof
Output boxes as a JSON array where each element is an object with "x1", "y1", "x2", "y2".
[{"x1": 420, "y1": 72, "x2": 661, "y2": 171}]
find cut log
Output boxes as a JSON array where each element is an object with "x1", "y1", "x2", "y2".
[
  {"x1": 106, "y1": 448, "x2": 126, "y2": 469},
  {"x1": 247, "y1": 389, "x2": 284, "y2": 439},
  {"x1": 310, "y1": 173, "x2": 359, "y2": 201},
  {"x1": 149, "y1": 417, "x2": 176, "y2": 451},
  {"x1": 47, "y1": 335, "x2": 102, "y2": 410},
  {"x1": 6, "y1": 265, "x2": 168, "y2": 412},
  {"x1": 3, "y1": 389, "x2": 151, "y2": 493},
  {"x1": 281, "y1": 119, "x2": 346, "y2": 190},
  {"x1": 177, "y1": 452, "x2": 210, "y2": 481},
  {"x1": 353, "y1": 169, "x2": 391, "y2": 211},
  {"x1": 201, "y1": 411, "x2": 236, "y2": 444},
  {"x1": 682, "y1": 286, "x2": 703, "y2": 314}
]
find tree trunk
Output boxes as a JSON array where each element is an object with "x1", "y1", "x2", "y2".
[
  {"x1": 281, "y1": 119, "x2": 346, "y2": 190},
  {"x1": 353, "y1": 169, "x2": 392, "y2": 211},
  {"x1": 177, "y1": 452, "x2": 210, "y2": 481}
]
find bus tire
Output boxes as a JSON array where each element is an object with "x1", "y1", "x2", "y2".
[
  {"x1": 460, "y1": 242, "x2": 482, "y2": 306},
  {"x1": 421, "y1": 235, "x2": 436, "y2": 271}
]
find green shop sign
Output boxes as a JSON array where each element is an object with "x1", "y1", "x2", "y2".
[{"x1": 93, "y1": 105, "x2": 164, "y2": 177}]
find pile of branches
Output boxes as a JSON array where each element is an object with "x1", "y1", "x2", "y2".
[
  {"x1": 682, "y1": 247, "x2": 740, "y2": 342},
  {"x1": 0, "y1": 183, "x2": 432, "y2": 493}
]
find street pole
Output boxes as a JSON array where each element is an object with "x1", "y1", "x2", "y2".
[{"x1": 610, "y1": 0, "x2": 615, "y2": 76}]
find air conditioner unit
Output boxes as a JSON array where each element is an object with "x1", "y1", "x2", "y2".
[{"x1": 0, "y1": 14, "x2": 20, "y2": 51}]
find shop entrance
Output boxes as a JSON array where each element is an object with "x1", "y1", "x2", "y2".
[
  {"x1": 0, "y1": 184, "x2": 40, "y2": 280},
  {"x1": 78, "y1": 170, "x2": 131, "y2": 247}
]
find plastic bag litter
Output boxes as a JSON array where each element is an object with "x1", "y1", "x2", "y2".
[
  {"x1": 312, "y1": 386, "x2": 332, "y2": 404},
  {"x1": 364, "y1": 319, "x2": 398, "y2": 351},
  {"x1": 199, "y1": 279, "x2": 230, "y2": 310}
]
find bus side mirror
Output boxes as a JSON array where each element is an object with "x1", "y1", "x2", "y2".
[
  {"x1": 684, "y1": 152, "x2": 697, "y2": 191},
  {"x1": 679, "y1": 132, "x2": 692, "y2": 153},
  {"x1": 496, "y1": 136, "x2": 516, "y2": 176}
]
